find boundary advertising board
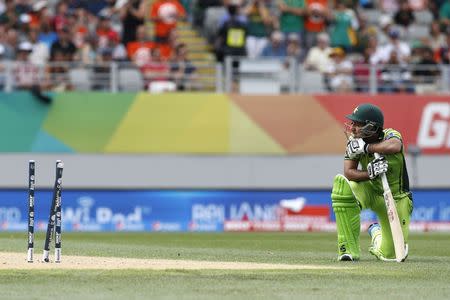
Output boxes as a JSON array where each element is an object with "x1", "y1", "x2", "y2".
[{"x1": 1, "y1": 190, "x2": 450, "y2": 232}]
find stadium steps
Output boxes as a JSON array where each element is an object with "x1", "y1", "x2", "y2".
[
  {"x1": 144, "y1": 5, "x2": 217, "y2": 91},
  {"x1": 176, "y1": 22, "x2": 217, "y2": 91}
]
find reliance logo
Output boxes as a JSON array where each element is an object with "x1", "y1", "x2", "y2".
[{"x1": 417, "y1": 103, "x2": 450, "y2": 149}]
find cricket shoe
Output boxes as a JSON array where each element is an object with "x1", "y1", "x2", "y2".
[{"x1": 338, "y1": 254, "x2": 354, "y2": 261}]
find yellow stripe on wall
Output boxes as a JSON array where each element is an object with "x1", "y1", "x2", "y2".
[
  {"x1": 104, "y1": 93, "x2": 230, "y2": 153},
  {"x1": 230, "y1": 103, "x2": 284, "y2": 154}
]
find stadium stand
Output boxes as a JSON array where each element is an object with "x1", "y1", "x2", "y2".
[{"x1": 0, "y1": 0, "x2": 448, "y2": 94}]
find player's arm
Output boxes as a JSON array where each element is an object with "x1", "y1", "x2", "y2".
[
  {"x1": 344, "y1": 159, "x2": 369, "y2": 182},
  {"x1": 367, "y1": 138, "x2": 402, "y2": 155}
]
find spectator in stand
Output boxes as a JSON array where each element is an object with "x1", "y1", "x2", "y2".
[
  {"x1": 17, "y1": 12, "x2": 32, "y2": 42},
  {"x1": 218, "y1": 0, "x2": 247, "y2": 27},
  {"x1": 426, "y1": 20, "x2": 447, "y2": 52},
  {"x1": 1, "y1": 26, "x2": 18, "y2": 59},
  {"x1": 413, "y1": 46, "x2": 440, "y2": 85},
  {"x1": 165, "y1": 28, "x2": 179, "y2": 56},
  {"x1": 119, "y1": 0, "x2": 145, "y2": 46},
  {"x1": 438, "y1": 32, "x2": 450, "y2": 63},
  {"x1": 408, "y1": 0, "x2": 428, "y2": 11},
  {"x1": 170, "y1": 42, "x2": 197, "y2": 90},
  {"x1": 304, "y1": 32, "x2": 332, "y2": 72},
  {"x1": 214, "y1": 2, "x2": 248, "y2": 62},
  {"x1": 108, "y1": 31, "x2": 128, "y2": 61},
  {"x1": 380, "y1": 50, "x2": 414, "y2": 93},
  {"x1": 429, "y1": 0, "x2": 446, "y2": 19},
  {"x1": 304, "y1": 0, "x2": 330, "y2": 49},
  {"x1": 353, "y1": 46, "x2": 381, "y2": 92},
  {"x1": 377, "y1": 14, "x2": 395, "y2": 46},
  {"x1": 45, "y1": 49, "x2": 72, "y2": 91},
  {"x1": 53, "y1": 1, "x2": 70, "y2": 32},
  {"x1": 261, "y1": 30, "x2": 287, "y2": 57},
  {"x1": 277, "y1": 0, "x2": 306, "y2": 43},
  {"x1": 372, "y1": 28, "x2": 411, "y2": 65},
  {"x1": 281, "y1": 32, "x2": 305, "y2": 92},
  {"x1": 29, "y1": 1, "x2": 50, "y2": 30},
  {"x1": 96, "y1": 13, "x2": 119, "y2": 49},
  {"x1": 324, "y1": 47, "x2": 354, "y2": 92},
  {"x1": 69, "y1": 7, "x2": 90, "y2": 50},
  {"x1": 394, "y1": 0, "x2": 416, "y2": 39},
  {"x1": 150, "y1": 0, "x2": 186, "y2": 45},
  {"x1": 140, "y1": 47, "x2": 176, "y2": 93},
  {"x1": 243, "y1": 0, "x2": 274, "y2": 58},
  {"x1": 355, "y1": 14, "x2": 378, "y2": 53},
  {"x1": 50, "y1": 27, "x2": 76, "y2": 61},
  {"x1": 394, "y1": 1, "x2": 415, "y2": 29},
  {"x1": 29, "y1": 28, "x2": 49, "y2": 66},
  {"x1": 74, "y1": 33, "x2": 98, "y2": 65},
  {"x1": 378, "y1": 0, "x2": 400, "y2": 14},
  {"x1": 0, "y1": 0, "x2": 18, "y2": 27},
  {"x1": 127, "y1": 24, "x2": 154, "y2": 65},
  {"x1": 440, "y1": 0, "x2": 450, "y2": 28},
  {"x1": 38, "y1": 15, "x2": 58, "y2": 50},
  {"x1": 93, "y1": 47, "x2": 114, "y2": 91},
  {"x1": 13, "y1": 41, "x2": 40, "y2": 90},
  {"x1": 286, "y1": 32, "x2": 305, "y2": 63},
  {"x1": 193, "y1": 0, "x2": 222, "y2": 28},
  {"x1": 15, "y1": 0, "x2": 31, "y2": 14},
  {"x1": 328, "y1": 1, "x2": 359, "y2": 52}
]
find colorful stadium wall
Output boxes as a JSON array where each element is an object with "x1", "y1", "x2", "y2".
[{"x1": 1, "y1": 91, "x2": 450, "y2": 154}]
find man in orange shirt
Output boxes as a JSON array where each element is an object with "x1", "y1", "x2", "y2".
[
  {"x1": 304, "y1": 0, "x2": 330, "y2": 49},
  {"x1": 150, "y1": 0, "x2": 186, "y2": 44}
]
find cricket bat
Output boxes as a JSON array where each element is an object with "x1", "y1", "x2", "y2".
[{"x1": 374, "y1": 153, "x2": 406, "y2": 262}]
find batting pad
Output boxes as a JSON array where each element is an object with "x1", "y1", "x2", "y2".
[{"x1": 331, "y1": 174, "x2": 361, "y2": 260}]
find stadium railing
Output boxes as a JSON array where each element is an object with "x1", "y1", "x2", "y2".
[{"x1": 0, "y1": 59, "x2": 449, "y2": 94}]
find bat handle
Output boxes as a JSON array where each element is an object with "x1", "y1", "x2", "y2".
[{"x1": 374, "y1": 152, "x2": 390, "y2": 191}]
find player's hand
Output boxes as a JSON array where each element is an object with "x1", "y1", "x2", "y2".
[
  {"x1": 367, "y1": 156, "x2": 388, "y2": 180},
  {"x1": 346, "y1": 138, "x2": 368, "y2": 158}
]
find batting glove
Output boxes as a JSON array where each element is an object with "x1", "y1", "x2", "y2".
[
  {"x1": 346, "y1": 138, "x2": 369, "y2": 158},
  {"x1": 367, "y1": 156, "x2": 388, "y2": 180}
]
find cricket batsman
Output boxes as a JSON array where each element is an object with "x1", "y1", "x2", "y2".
[{"x1": 331, "y1": 103, "x2": 413, "y2": 261}]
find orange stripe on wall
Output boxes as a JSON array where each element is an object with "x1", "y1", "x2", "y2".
[{"x1": 229, "y1": 95, "x2": 346, "y2": 154}]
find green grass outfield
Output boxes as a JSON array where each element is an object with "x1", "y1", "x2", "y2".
[{"x1": 1, "y1": 232, "x2": 449, "y2": 299}]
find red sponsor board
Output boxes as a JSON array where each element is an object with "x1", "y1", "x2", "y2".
[
  {"x1": 224, "y1": 221, "x2": 450, "y2": 232},
  {"x1": 316, "y1": 94, "x2": 450, "y2": 154},
  {"x1": 224, "y1": 202, "x2": 331, "y2": 232}
]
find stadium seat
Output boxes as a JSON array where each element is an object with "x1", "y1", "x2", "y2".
[
  {"x1": 408, "y1": 24, "x2": 430, "y2": 40},
  {"x1": 118, "y1": 68, "x2": 144, "y2": 92},
  {"x1": 414, "y1": 10, "x2": 433, "y2": 25},
  {"x1": 69, "y1": 68, "x2": 92, "y2": 91},
  {"x1": 238, "y1": 59, "x2": 283, "y2": 94},
  {"x1": 362, "y1": 9, "x2": 381, "y2": 25}
]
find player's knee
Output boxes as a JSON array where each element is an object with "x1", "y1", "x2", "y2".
[{"x1": 331, "y1": 174, "x2": 358, "y2": 208}]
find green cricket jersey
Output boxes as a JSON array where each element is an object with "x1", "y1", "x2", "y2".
[{"x1": 345, "y1": 128, "x2": 411, "y2": 199}]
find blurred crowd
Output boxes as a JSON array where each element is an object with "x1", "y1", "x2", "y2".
[
  {"x1": 0, "y1": 0, "x2": 196, "y2": 92},
  {"x1": 196, "y1": 0, "x2": 450, "y2": 93},
  {"x1": 2, "y1": 0, "x2": 450, "y2": 94}
]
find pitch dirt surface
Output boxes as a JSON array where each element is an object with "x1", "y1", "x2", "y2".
[{"x1": 0, "y1": 252, "x2": 345, "y2": 270}]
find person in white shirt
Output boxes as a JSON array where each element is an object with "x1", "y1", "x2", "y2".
[
  {"x1": 370, "y1": 28, "x2": 411, "y2": 65},
  {"x1": 324, "y1": 47, "x2": 353, "y2": 92},
  {"x1": 28, "y1": 29, "x2": 50, "y2": 66},
  {"x1": 304, "y1": 32, "x2": 332, "y2": 73}
]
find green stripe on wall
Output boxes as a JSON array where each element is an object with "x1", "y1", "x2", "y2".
[
  {"x1": 0, "y1": 92, "x2": 50, "y2": 151},
  {"x1": 42, "y1": 92, "x2": 136, "y2": 152}
]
